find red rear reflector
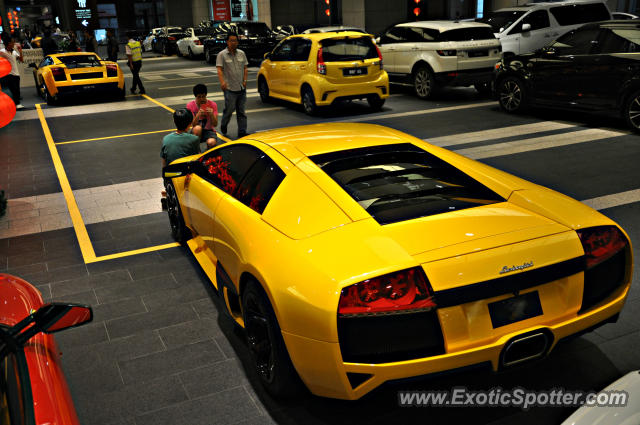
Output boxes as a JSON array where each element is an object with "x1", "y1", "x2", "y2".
[
  {"x1": 338, "y1": 267, "x2": 436, "y2": 316},
  {"x1": 577, "y1": 226, "x2": 627, "y2": 269}
]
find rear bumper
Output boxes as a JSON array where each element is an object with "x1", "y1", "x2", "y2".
[
  {"x1": 283, "y1": 280, "x2": 629, "y2": 400},
  {"x1": 435, "y1": 67, "x2": 495, "y2": 87},
  {"x1": 312, "y1": 71, "x2": 390, "y2": 106},
  {"x1": 55, "y1": 81, "x2": 123, "y2": 96}
]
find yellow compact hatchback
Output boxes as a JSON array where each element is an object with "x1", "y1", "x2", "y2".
[
  {"x1": 257, "y1": 32, "x2": 389, "y2": 115},
  {"x1": 162, "y1": 123, "x2": 633, "y2": 400},
  {"x1": 31, "y1": 52, "x2": 125, "y2": 105}
]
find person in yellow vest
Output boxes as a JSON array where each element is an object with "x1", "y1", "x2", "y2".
[{"x1": 125, "y1": 31, "x2": 145, "y2": 95}]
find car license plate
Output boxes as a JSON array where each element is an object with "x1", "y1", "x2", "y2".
[
  {"x1": 343, "y1": 67, "x2": 367, "y2": 76},
  {"x1": 468, "y1": 50, "x2": 488, "y2": 57},
  {"x1": 83, "y1": 85, "x2": 96, "y2": 90},
  {"x1": 488, "y1": 291, "x2": 543, "y2": 328}
]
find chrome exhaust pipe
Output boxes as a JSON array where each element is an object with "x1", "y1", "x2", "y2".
[{"x1": 502, "y1": 331, "x2": 550, "y2": 367}]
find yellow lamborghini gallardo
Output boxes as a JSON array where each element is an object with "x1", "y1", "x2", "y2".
[
  {"x1": 31, "y1": 52, "x2": 125, "y2": 105},
  {"x1": 162, "y1": 123, "x2": 633, "y2": 400}
]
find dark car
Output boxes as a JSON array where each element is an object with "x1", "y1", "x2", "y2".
[
  {"x1": 494, "y1": 20, "x2": 640, "y2": 132},
  {"x1": 203, "y1": 21, "x2": 278, "y2": 64},
  {"x1": 154, "y1": 26, "x2": 187, "y2": 55}
]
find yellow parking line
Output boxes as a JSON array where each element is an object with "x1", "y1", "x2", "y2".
[
  {"x1": 56, "y1": 129, "x2": 174, "y2": 145},
  {"x1": 35, "y1": 104, "x2": 97, "y2": 263},
  {"x1": 142, "y1": 93, "x2": 175, "y2": 113},
  {"x1": 88, "y1": 242, "x2": 181, "y2": 263}
]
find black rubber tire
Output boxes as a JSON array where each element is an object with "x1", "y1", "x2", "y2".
[
  {"x1": 258, "y1": 78, "x2": 270, "y2": 103},
  {"x1": 188, "y1": 47, "x2": 195, "y2": 60},
  {"x1": 301, "y1": 87, "x2": 317, "y2": 116},
  {"x1": 242, "y1": 280, "x2": 303, "y2": 399},
  {"x1": 163, "y1": 43, "x2": 170, "y2": 56},
  {"x1": 367, "y1": 95, "x2": 385, "y2": 111},
  {"x1": 205, "y1": 49, "x2": 213, "y2": 64},
  {"x1": 497, "y1": 76, "x2": 528, "y2": 113},
  {"x1": 413, "y1": 65, "x2": 436, "y2": 99},
  {"x1": 624, "y1": 89, "x2": 640, "y2": 133},
  {"x1": 165, "y1": 181, "x2": 190, "y2": 244},
  {"x1": 176, "y1": 46, "x2": 182, "y2": 57},
  {"x1": 42, "y1": 82, "x2": 56, "y2": 105}
]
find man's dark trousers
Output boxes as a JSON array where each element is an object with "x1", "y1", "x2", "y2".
[
  {"x1": 221, "y1": 89, "x2": 247, "y2": 137},
  {"x1": 130, "y1": 61, "x2": 145, "y2": 93}
]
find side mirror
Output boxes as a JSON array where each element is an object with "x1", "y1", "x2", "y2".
[
  {"x1": 163, "y1": 159, "x2": 203, "y2": 178},
  {"x1": 375, "y1": 36, "x2": 381, "y2": 45},
  {"x1": 9, "y1": 303, "x2": 93, "y2": 347},
  {"x1": 521, "y1": 23, "x2": 532, "y2": 32}
]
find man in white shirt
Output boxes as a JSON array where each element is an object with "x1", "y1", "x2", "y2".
[{"x1": 0, "y1": 33, "x2": 24, "y2": 110}]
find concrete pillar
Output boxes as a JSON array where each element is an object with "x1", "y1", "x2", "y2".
[
  {"x1": 342, "y1": 0, "x2": 365, "y2": 30},
  {"x1": 258, "y1": 0, "x2": 271, "y2": 27},
  {"x1": 192, "y1": 0, "x2": 210, "y2": 26}
]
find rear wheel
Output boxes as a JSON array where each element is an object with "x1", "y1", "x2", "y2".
[
  {"x1": 497, "y1": 76, "x2": 528, "y2": 113},
  {"x1": 624, "y1": 89, "x2": 640, "y2": 133},
  {"x1": 163, "y1": 43, "x2": 170, "y2": 56},
  {"x1": 367, "y1": 95, "x2": 385, "y2": 111},
  {"x1": 188, "y1": 47, "x2": 195, "y2": 59},
  {"x1": 176, "y1": 46, "x2": 182, "y2": 57},
  {"x1": 258, "y1": 78, "x2": 270, "y2": 103},
  {"x1": 242, "y1": 280, "x2": 303, "y2": 398},
  {"x1": 301, "y1": 87, "x2": 317, "y2": 115},
  {"x1": 41, "y1": 82, "x2": 56, "y2": 105},
  {"x1": 205, "y1": 49, "x2": 213, "y2": 64},
  {"x1": 413, "y1": 65, "x2": 436, "y2": 99},
  {"x1": 165, "y1": 181, "x2": 190, "y2": 244}
]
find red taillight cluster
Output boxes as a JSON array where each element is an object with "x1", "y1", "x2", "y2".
[
  {"x1": 317, "y1": 47, "x2": 326, "y2": 75},
  {"x1": 436, "y1": 49, "x2": 457, "y2": 56},
  {"x1": 106, "y1": 64, "x2": 118, "y2": 77},
  {"x1": 51, "y1": 67, "x2": 66, "y2": 81},
  {"x1": 338, "y1": 267, "x2": 436, "y2": 316},
  {"x1": 168, "y1": 36, "x2": 176, "y2": 41},
  {"x1": 577, "y1": 226, "x2": 628, "y2": 269},
  {"x1": 374, "y1": 43, "x2": 383, "y2": 69},
  {"x1": 194, "y1": 39, "x2": 202, "y2": 45}
]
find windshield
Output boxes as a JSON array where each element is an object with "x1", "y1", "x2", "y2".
[
  {"x1": 237, "y1": 23, "x2": 272, "y2": 36},
  {"x1": 57, "y1": 55, "x2": 102, "y2": 68},
  {"x1": 194, "y1": 28, "x2": 215, "y2": 36},
  {"x1": 310, "y1": 144, "x2": 504, "y2": 225},
  {"x1": 320, "y1": 37, "x2": 378, "y2": 61},
  {"x1": 478, "y1": 10, "x2": 526, "y2": 33}
]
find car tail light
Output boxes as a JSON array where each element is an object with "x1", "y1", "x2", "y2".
[
  {"x1": 375, "y1": 43, "x2": 383, "y2": 69},
  {"x1": 106, "y1": 64, "x2": 118, "y2": 77},
  {"x1": 577, "y1": 226, "x2": 628, "y2": 270},
  {"x1": 317, "y1": 47, "x2": 326, "y2": 75},
  {"x1": 338, "y1": 267, "x2": 436, "y2": 316},
  {"x1": 436, "y1": 49, "x2": 457, "y2": 56},
  {"x1": 195, "y1": 39, "x2": 202, "y2": 45},
  {"x1": 51, "y1": 67, "x2": 66, "y2": 81},
  {"x1": 168, "y1": 36, "x2": 176, "y2": 41}
]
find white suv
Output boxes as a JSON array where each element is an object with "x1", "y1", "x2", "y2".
[{"x1": 377, "y1": 21, "x2": 501, "y2": 98}]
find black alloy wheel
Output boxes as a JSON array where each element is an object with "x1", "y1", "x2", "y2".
[
  {"x1": 205, "y1": 48, "x2": 212, "y2": 64},
  {"x1": 624, "y1": 89, "x2": 640, "y2": 133},
  {"x1": 413, "y1": 65, "x2": 435, "y2": 99},
  {"x1": 41, "y1": 82, "x2": 55, "y2": 105},
  {"x1": 367, "y1": 95, "x2": 385, "y2": 111},
  {"x1": 242, "y1": 281, "x2": 302, "y2": 398},
  {"x1": 165, "y1": 182, "x2": 190, "y2": 243},
  {"x1": 258, "y1": 78, "x2": 270, "y2": 103},
  {"x1": 302, "y1": 87, "x2": 317, "y2": 115},
  {"x1": 188, "y1": 47, "x2": 194, "y2": 60},
  {"x1": 163, "y1": 42, "x2": 170, "y2": 56},
  {"x1": 498, "y1": 77, "x2": 527, "y2": 113}
]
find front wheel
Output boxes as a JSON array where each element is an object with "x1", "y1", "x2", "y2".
[
  {"x1": 301, "y1": 87, "x2": 317, "y2": 115},
  {"x1": 497, "y1": 76, "x2": 528, "y2": 113},
  {"x1": 258, "y1": 78, "x2": 270, "y2": 103},
  {"x1": 624, "y1": 90, "x2": 640, "y2": 133},
  {"x1": 413, "y1": 65, "x2": 436, "y2": 99},
  {"x1": 165, "y1": 181, "x2": 190, "y2": 243},
  {"x1": 242, "y1": 281, "x2": 303, "y2": 398}
]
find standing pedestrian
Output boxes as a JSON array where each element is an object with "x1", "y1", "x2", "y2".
[
  {"x1": 126, "y1": 31, "x2": 145, "y2": 95},
  {"x1": 40, "y1": 29, "x2": 58, "y2": 55},
  {"x1": 106, "y1": 29, "x2": 119, "y2": 62},
  {"x1": 84, "y1": 29, "x2": 98, "y2": 53},
  {"x1": 0, "y1": 33, "x2": 24, "y2": 110},
  {"x1": 67, "y1": 31, "x2": 79, "y2": 52},
  {"x1": 216, "y1": 33, "x2": 249, "y2": 138}
]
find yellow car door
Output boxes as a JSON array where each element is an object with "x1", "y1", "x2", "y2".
[
  {"x1": 266, "y1": 38, "x2": 298, "y2": 97},
  {"x1": 281, "y1": 38, "x2": 312, "y2": 98}
]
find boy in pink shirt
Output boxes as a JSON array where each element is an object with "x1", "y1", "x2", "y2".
[{"x1": 187, "y1": 83, "x2": 218, "y2": 149}]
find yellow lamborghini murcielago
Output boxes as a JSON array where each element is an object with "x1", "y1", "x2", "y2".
[{"x1": 162, "y1": 123, "x2": 633, "y2": 400}]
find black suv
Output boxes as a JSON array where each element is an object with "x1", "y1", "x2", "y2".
[
  {"x1": 494, "y1": 20, "x2": 640, "y2": 132},
  {"x1": 203, "y1": 21, "x2": 278, "y2": 64},
  {"x1": 154, "y1": 26, "x2": 187, "y2": 55}
]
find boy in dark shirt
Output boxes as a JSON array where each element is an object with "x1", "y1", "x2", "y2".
[{"x1": 161, "y1": 109, "x2": 200, "y2": 167}]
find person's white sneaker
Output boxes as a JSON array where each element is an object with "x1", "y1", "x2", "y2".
[{"x1": 15, "y1": 104, "x2": 25, "y2": 110}]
